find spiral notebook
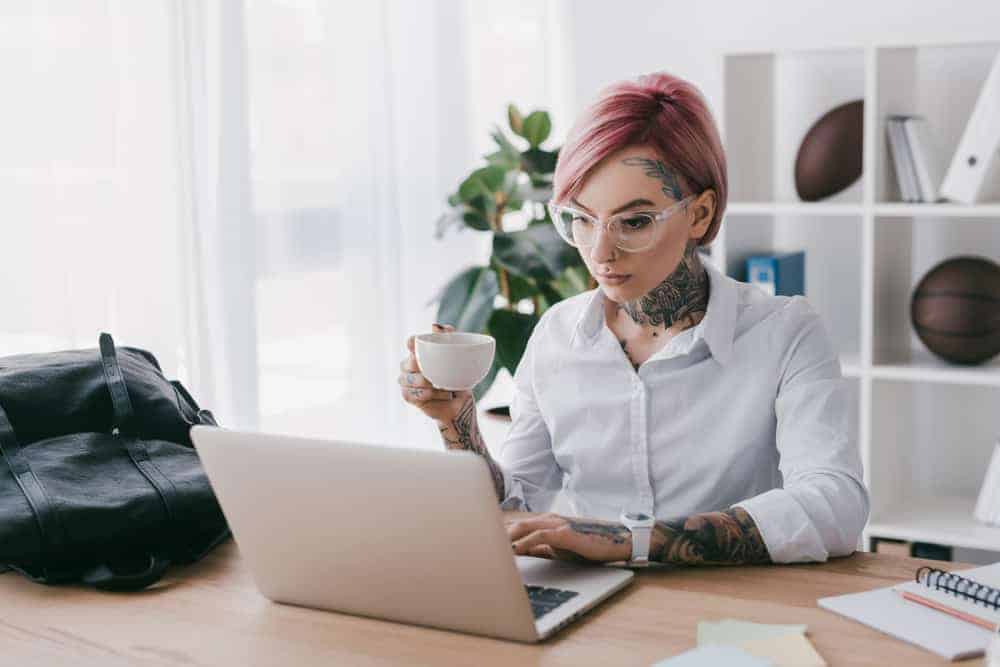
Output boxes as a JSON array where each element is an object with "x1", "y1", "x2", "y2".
[{"x1": 818, "y1": 562, "x2": 1000, "y2": 661}]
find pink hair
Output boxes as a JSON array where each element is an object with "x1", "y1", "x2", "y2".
[{"x1": 552, "y1": 71, "x2": 728, "y2": 245}]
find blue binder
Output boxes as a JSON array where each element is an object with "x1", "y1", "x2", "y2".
[{"x1": 745, "y1": 252, "x2": 805, "y2": 297}]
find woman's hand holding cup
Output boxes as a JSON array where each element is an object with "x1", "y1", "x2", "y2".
[{"x1": 399, "y1": 323, "x2": 471, "y2": 423}]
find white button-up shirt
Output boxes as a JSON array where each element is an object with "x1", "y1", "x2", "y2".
[{"x1": 498, "y1": 261, "x2": 869, "y2": 563}]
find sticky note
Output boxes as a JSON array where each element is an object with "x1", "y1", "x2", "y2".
[
  {"x1": 739, "y1": 633, "x2": 826, "y2": 666},
  {"x1": 697, "y1": 619, "x2": 807, "y2": 646},
  {"x1": 652, "y1": 645, "x2": 774, "y2": 666}
]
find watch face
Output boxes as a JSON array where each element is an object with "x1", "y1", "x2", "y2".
[{"x1": 626, "y1": 512, "x2": 651, "y2": 521}]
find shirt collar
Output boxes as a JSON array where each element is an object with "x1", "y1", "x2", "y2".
[{"x1": 571, "y1": 259, "x2": 737, "y2": 365}]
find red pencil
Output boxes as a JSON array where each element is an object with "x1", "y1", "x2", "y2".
[{"x1": 898, "y1": 589, "x2": 999, "y2": 632}]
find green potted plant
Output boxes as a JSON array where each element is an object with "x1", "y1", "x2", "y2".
[{"x1": 433, "y1": 105, "x2": 593, "y2": 408}]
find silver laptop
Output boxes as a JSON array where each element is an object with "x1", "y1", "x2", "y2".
[{"x1": 190, "y1": 426, "x2": 633, "y2": 642}]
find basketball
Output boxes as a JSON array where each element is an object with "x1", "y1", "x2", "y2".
[{"x1": 911, "y1": 256, "x2": 1000, "y2": 365}]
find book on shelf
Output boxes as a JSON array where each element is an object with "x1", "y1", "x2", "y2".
[
  {"x1": 904, "y1": 117, "x2": 943, "y2": 203},
  {"x1": 887, "y1": 116, "x2": 917, "y2": 202},
  {"x1": 887, "y1": 115, "x2": 942, "y2": 203},
  {"x1": 940, "y1": 50, "x2": 1000, "y2": 204}
]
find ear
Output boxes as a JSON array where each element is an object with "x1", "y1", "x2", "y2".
[{"x1": 687, "y1": 189, "x2": 717, "y2": 241}]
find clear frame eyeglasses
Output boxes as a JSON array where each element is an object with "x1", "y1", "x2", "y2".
[{"x1": 546, "y1": 195, "x2": 695, "y2": 253}]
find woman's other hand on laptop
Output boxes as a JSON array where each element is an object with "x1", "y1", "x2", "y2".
[
  {"x1": 507, "y1": 513, "x2": 632, "y2": 563},
  {"x1": 399, "y1": 324, "x2": 469, "y2": 423}
]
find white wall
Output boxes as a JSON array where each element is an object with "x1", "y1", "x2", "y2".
[{"x1": 565, "y1": 0, "x2": 1000, "y2": 126}]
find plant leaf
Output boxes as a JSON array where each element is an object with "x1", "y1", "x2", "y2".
[
  {"x1": 458, "y1": 165, "x2": 507, "y2": 203},
  {"x1": 508, "y1": 104, "x2": 525, "y2": 136},
  {"x1": 474, "y1": 165, "x2": 506, "y2": 192},
  {"x1": 493, "y1": 223, "x2": 579, "y2": 282},
  {"x1": 522, "y1": 147, "x2": 558, "y2": 174},
  {"x1": 536, "y1": 281, "x2": 563, "y2": 312},
  {"x1": 521, "y1": 111, "x2": 551, "y2": 147},
  {"x1": 472, "y1": 356, "x2": 502, "y2": 402},
  {"x1": 488, "y1": 309, "x2": 538, "y2": 374},
  {"x1": 463, "y1": 192, "x2": 496, "y2": 228},
  {"x1": 550, "y1": 264, "x2": 590, "y2": 298},
  {"x1": 435, "y1": 266, "x2": 500, "y2": 333},
  {"x1": 434, "y1": 209, "x2": 465, "y2": 239},
  {"x1": 462, "y1": 206, "x2": 491, "y2": 231},
  {"x1": 488, "y1": 127, "x2": 522, "y2": 170},
  {"x1": 504, "y1": 270, "x2": 539, "y2": 303}
]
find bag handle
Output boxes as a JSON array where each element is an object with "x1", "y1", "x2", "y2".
[
  {"x1": 80, "y1": 553, "x2": 172, "y2": 591},
  {"x1": 171, "y1": 380, "x2": 218, "y2": 427},
  {"x1": 99, "y1": 333, "x2": 135, "y2": 433},
  {"x1": 98, "y1": 333, "x2": 204, "y2": 562},
  {"x1": 0, "y1": 402, "x2": 67, "y2": 559}
]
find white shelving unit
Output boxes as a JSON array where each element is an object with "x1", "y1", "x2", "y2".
[{"x1": 717, "y1": 40, "x2": 1000, "y2": 560}]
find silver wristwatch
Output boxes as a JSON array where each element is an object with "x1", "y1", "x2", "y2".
[{"x1": 620, "y1": 511, "x2": 655, "y2": 565}]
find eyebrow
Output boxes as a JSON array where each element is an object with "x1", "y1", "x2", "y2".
[{"x1": 569, "y1": 197, "x2": 656, "y2": 215}]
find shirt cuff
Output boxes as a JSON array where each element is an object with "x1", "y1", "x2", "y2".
[
  {"x1": 733, "y1": 488, "x2": 830, "y2": 563},
  {"x1": 498, "y1": 468, "x2": 528, "y2": 511}
]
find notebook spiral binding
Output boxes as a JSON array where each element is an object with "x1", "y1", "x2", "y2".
[{"x1": 916, "y1": 566, "x2": 1000, "y2": 610}]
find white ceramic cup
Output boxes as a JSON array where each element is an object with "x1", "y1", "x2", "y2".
[{"x1": 415, "y1": 332, "x2": 496, "y2": 391}]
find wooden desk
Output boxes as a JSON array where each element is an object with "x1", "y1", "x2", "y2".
[{"x1": 1, "y1": 540, "x2": 984, "y2": 666}]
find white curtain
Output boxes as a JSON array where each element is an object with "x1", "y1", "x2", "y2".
[
  {"x1": 0, "y1": 3, "x2": 188, "y2": 366},
  {"x1": 1, "y1": 0, "x2": 571, "y2": 449}
]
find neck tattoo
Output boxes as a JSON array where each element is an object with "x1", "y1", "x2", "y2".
[{"x1": 619, "y1": 241, "x2": 709, "y2": 330}]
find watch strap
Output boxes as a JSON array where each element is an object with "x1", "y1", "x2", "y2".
[{"x1": 629, "y1": 525, "x2": 652, "y2": 564}]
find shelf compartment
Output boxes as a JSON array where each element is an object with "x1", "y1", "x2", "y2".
[
  {"x1": 875, "y1": 41, "x2": 1000, "y2": 205},
  {"x1": 727, "y1": 202, "x2": 864, "y2": 216},
  {"x1": 872, "y1": 348, "x2": 1000, "y2": 387},
  {"x1": 867, "y1": 495, "x2": 1000, "y2": 552},
  {"x1": 723, "y1": 48, "x2": 865, "y2": 204},
  {"x1": 874, "y1": 203, "x2": 1000, "y2": 218},
  {"x1": 872, "y1": 215, "x2": 1000, "y2": 368},
  {"x1": 868, "y1": 380, "x2": 1000, "y2": 543},
  {"x1": 718, "y1": 212, "x2": 862, "y2": 362}
]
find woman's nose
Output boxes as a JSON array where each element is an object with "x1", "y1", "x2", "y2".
[{"x1": 589, "y1": 224, "x2": 618, "y2": 263}]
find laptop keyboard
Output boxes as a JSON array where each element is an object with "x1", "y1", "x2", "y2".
[{"x1": 525, "y1": 585, "x2": 580, "y2": 619}]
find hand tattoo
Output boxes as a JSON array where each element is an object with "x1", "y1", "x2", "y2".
[
  {"x1": 649, "y1": 507, "x2": 770, "y2": 565},
  {"x1": 438, "y1": 397, "x2": 506, "y2": 502},
  {"x1": 622, "y1": 157, "x2": 685, "y2": 201},
  {"x1": 619, "y1": 241, "x2": 709, "y2": 328}
]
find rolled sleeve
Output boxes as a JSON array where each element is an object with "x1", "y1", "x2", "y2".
[
  {"x1": 735, "y1": 299, "x2": 869, "y2": 563},
  {"x1": 497, "y1": 314, "x2": 562, "y2": 513}
]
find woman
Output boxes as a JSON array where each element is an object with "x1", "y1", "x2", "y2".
[{"x1": 399, "y1": 71, "x2": 868, "y2": 566}]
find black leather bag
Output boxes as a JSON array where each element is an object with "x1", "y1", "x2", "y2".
[{"x1": 0, "y1": 333, "x2": 229, "y2": 590}]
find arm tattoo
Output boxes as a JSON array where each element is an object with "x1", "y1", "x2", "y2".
[
  {"x1": 567, "y1": 519, "x2": 630, "y2": 544},
  {"x1": 622, "y1": 157, "x2": 685, "y2": 201},
  {"x1": 620, "y1": 240, "x2": 709, "y2": 328},
  {"x1": 438, "y1": 397, "x2": 506, "y2": 502},
  {"x1": 649, "y1": 507, "x2": 770, "y2": 565}
]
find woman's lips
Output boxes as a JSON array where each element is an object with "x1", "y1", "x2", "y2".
[{"x1": 597, "y1": 273, "x2": 631, "y2": 285}]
